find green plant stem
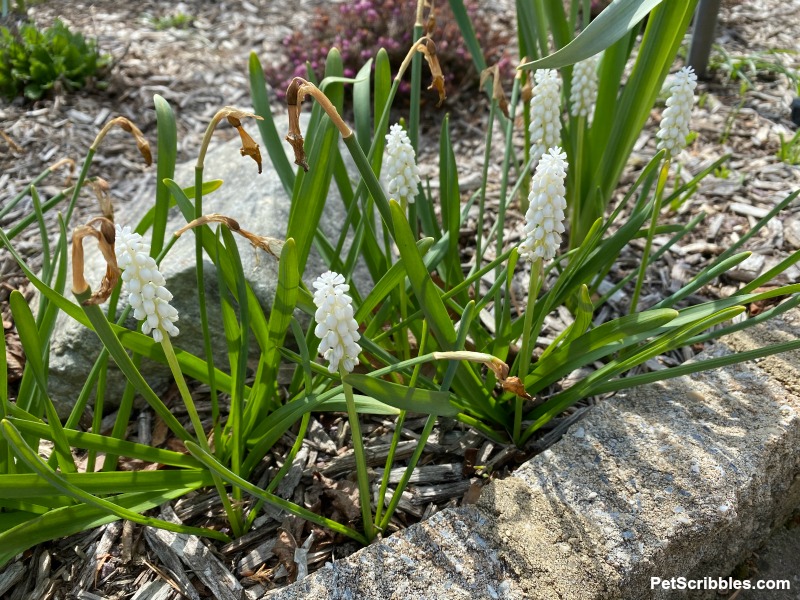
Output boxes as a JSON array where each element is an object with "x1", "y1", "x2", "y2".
[
  {"x1": 630, "y1": 158, "x2": 670, "y2": 313},
  {"x1": 378, "y1": 414, "x2": 435, "y2": 533},
  {"x1": 515, "y1": 258, "x2": 542, "y2": 443},
  {"x1": 494, "y1": 75, "x2": 523, "y2": 333},
  {"x1": 185, "y1": 440, "x2": 369, "y2": 545},
  {"x1": 374, "y1": 320, "x2": 427, "y2": 527},
  {"x1": 160, "y1": 333, "x2": 243, "y2": 537},
  {"x1": 194, "y1": 166, "x2": 220, "y2": 444},
  {"x1": 341, "y1": 366, "x2": 374, "y2": 541},
  {"x1": 244, "y1": 411, "x2": 311, "y2": 532},
  {"x1": 469, "y1": 100, "x2": 497, "y2": 286}
]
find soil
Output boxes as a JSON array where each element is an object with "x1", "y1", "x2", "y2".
[{"x1": 1, "y1": 0, "x2": 799, "y2": 598}]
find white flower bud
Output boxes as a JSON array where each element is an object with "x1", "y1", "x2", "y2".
[
  {"x1": 657, "y1": 66, "x2": 697, "y2": 155},
  {"x1": 384, "y1": 123, "x2": 421, "y2": 205},
  {"x1": 312, "y1": 271, "x2": 362, "y2": 374},
  {"x1": 519, "y1": 147, "x2": 568, "y2": 262},
  {"x1": 569, "y1": 55, "x2": 599, "y2": 119},
  {"x1": 115, "y1": 225, "x2": 179, "y2": 342},
  {"x1": 528, "y1": 69, "x2": 563, "y2": 165}
]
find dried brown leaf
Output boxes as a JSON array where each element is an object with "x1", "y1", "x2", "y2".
[
  {"x1": 71, "y1": 216, "x2": 120, "y2": 305},
  {"x1": 227, "y1": 115, "x2": 263, "y2": 174},
  {"x1": 87, "y1": 177, "x2": 114, "y2": 220},
  {"x1": 273, "y1": 529, "x2": 299, "y2": 582},
  {"x1": 480, "y1": 64, "x2": 509, "y2": 118},
  {"x1": 174, "y1": 213, "x2": 284, "y2": 259},
  {"x1": 48, "y1": 157, "x2": 76, "y2": 186}
]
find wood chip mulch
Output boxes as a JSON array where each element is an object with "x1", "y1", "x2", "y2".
[{"x1": 1, "y1": 0, "x2": 800, "y2": 598}]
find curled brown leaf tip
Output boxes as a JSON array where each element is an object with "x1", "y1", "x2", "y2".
[
  {"x1": 519, "y1": 58, "x2": 533, "y2": 104},
  {"x1": 71, "y1": 216, "x2": 120, "y2": 305},
  {"x1": 227, "y1": 116, "x2": 263, "y2": 174},
  {"x1": 93, "y1": 117, "x2": 152, "y2": 166},
  {"x1": 48, "y1": 157, "x2": 76, "y2": 186},
  {"x1": 481, "y1": 65, "x2": 509, "y2": 118},
  {"x1": 88, "y1": 177, "x2": 114, "y2": 221},
  {"x1": 175, "y1": 213, "x2": 284, "y2": 260},
  {"x1": 501, "y1": 376, "x2": 532, "y2": 401},
  {"x1": 417, "y1": 39, "x2": 446, "y2": 107},
  {"x1": 286, "y1": 78, "x2": 309, "y2": 171},
  {"x1": 285, "y1": 77, "x2": 352, "y2": 169}
]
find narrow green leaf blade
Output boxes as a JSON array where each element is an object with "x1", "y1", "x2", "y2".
[
  {"x1": 249, "y1": 52, "x2": 295, "y2": 197},
  {"x1": 344, "y1": 374, "x2": 458, "y2": 416},
  {"x1": 151, "y1": 94, "x2": 177, "y2": 256}
]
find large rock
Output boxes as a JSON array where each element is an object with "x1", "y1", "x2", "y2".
[{"x1": 48, "y1": 114, "x2": 367, "y2": 418}]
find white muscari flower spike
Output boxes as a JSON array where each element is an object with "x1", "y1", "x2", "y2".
[
  {"x1": 313, "y1": 271, "x2": 362, "y2": 374},
  {"x1": 528, "y1": 69, "x2": 563, "y2": 165},
  {"x1": 519, "y1": 147, "x2": 568, "y2": 263},
  {"x1": 384, "y1": 123, "x2": 421, "y2": 205},
  {"x1": 569, "y1": 55, "x2": 600, "y2": 119},
  {"x1": 115, "y1": 225, "x2": 179, "y2": 343},
  {"x1": 657, "y1": 66, "x2": 698, "y2": 155}
]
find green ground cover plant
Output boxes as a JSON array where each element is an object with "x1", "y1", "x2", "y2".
[
  {"x1": 1, "y1": 0, "x2": 799, "y2": 563},
  {"x1": 0, "y1": 17, "x2": 108, "y2": 101}
]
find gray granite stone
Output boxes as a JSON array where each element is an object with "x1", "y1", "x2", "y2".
[{"x1": 48, "y1": 113, "x2": 366, "y2": 417}]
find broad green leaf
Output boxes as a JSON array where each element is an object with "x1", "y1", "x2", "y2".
[
  {"x1": 520, "y1": 0, "x2": 666, "y2": 70},
  {"x1": 355, "y1": 237, "x2": 434, "y2": 323},
  {"x1": 526, "y1": 307, "x2": 679, "y2": 394},
  {"x1": 439, "y1": 115, "x2": 462, "y2": 287},
  {"x1": 287, "y1": 49, "x2": 343, "y2": 274},
  {"x1": 372, "y1": 49, "x2": 391, "y2": 174},
  {"x1": 448, "y1": 0, "x2": 487, "y2": 74},
  {"x1": 344, "y1": 374, "x2": 459, "y2": 417},
  {"x1": 390, "y1": 201, "x2": 456, "y2": 349},
  {"x1": 353, "y1": 59, "x2": 373, "y2": 151}
]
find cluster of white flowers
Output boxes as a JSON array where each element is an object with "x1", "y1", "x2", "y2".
[
  {"x1": 519, "y1": 147, "x2": 568, "y2": 263},
  {"x1": 569, "y1": 55, "x2": 600, "y2": 119},
  {"x1": 657, "y1": 66, "x2": 698, "y2": 155},
  {"x1": 313, "y1": 271, "x2": 362, "y2": 374},
  {"x1": 529, "y1": 69, "x2": 563, "y2": 164},
  {"x1": 115, "y1": 225, "x2": 179, "y2": 343},
  {"x1": 384, "y1": 123, "x2": 421, "y2": 205}
]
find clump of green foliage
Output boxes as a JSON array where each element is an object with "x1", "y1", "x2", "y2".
[
  {"x1": 0, "y1": 18, "x2": 108, "y2": 101},
  {"x1": 150, "y1": 12, "x2": 193, "y2": 31}
]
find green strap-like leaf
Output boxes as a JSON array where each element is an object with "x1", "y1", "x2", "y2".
[
  {"x1": 520, "y1": 0, "x2": 666, "y2": 70},
  {"x1": 0, "y1": 419, "x2": 229, "y2": 542},
  {"x1": 0, "y1": 488, "x2": 199, "y2": 569},
  {"x1": 151, "y1": 94, "x2": 177, "y2": 256},
  {"x1": 344, "y1": 374, "x2": 458, "y2": 417},
  {"x1": 249, "y1": 52, "x2": 295, "y2": 197},
  {"x1": 0, "y1": 469, "x2": 213, "y2": 498}
]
